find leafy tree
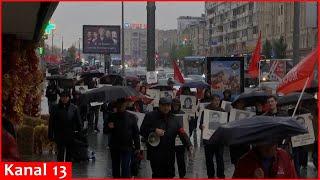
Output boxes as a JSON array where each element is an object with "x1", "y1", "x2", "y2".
[
  {"x1": 262, "y1": 39, "x2": 272, "y2": 59},
  {"x1": 67, "y1": 45, "x2": 77, "y2": 60},
  {"x1": 272, "y1": 36, "x2": 287, "y2": 59}
]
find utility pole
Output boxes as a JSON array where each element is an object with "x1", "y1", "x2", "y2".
[
  {"x1": 146, "y1": 2, "x2": 156, "y2": 71},
  {"x1": 293, "y1": 2, "x2": 300, "y2": 65},
  {"x1": 121, "y1": 2, "x2": 125, "y2": 76},
  {"x1": 61, "y1": 36, "x2": 64, "y2": 58},
  {"x1": 51, "y1": 30, "x2": 54, "y2": 55},
  {"x1": 78, "y1": 38, "x2": 81, "y2": 59}
]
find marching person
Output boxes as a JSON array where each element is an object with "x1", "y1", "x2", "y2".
[
  {"x1": 172, "y1": 98, "x2": 187, "y2": 178},
  {"x1": 200, "y1": 88, "x2": 212, "y2": 103},
  {"x1": 140, "y1": 97, "x2": 193, "y2": 178},
  {"x1": 48, "y1": 90, "x2": 82, "y2": 162},
  {"x1": 46, "y1": 80, "x2": 59, "y2": 114},
  {"x1": 104, "y1": 98, "x2": 140, "y2": 178},
  {"x1": 233, "y1": 141, "x2": 297, "y2": 178},
  {"x1": 222, "y1": 89, "x2": 232, "y2": 102},
  {"x1": 199, "y1": 94, "x2": 226, "y2": 178}
]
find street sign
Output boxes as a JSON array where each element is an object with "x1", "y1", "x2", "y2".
[{"x1": 45, "y1": 21, "x2": 56, "y2": 35}]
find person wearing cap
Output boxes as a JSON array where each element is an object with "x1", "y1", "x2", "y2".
[
  {"x1": 233, "y1": 141, "x2": 297, "y2": 178},
  {"x1": 48, "y1": 90, "x2": 82, "y2": 161},
  {"x1": 172, "y1": 98, "x2": 187, "y2": 178},
  {"x1": 140, "y1": 97, "x2": 193, "y2": 178},
  {"x1": 104, "y1": 98, "x2": 140, "y2": 178}
]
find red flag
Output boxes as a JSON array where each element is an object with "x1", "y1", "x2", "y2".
[
  {"x1": 173, "y1": 60, "x2": 185, "y2": 84},
  {"x1": 247, "y1": 31, "x2": 262, "y2": 78},
  {"x1": 277, "y1": 48, "x2": 318, "y2": 95}
]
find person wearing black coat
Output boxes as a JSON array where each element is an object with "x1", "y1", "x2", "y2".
[
  {"x1": 46, "y1": 80, "x2": 59, "y2": 113},
  {"x1": 104, "y1": 98, "x2": 140, "y2": 178},
  {"x1": 140, "y1": 97, "x2": 193, "y2": 178},
  {"x1": 48, "y1": 91, "x2": 82, "y2": 162}
]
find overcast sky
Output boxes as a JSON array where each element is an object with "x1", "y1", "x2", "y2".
[{"x1": 48, "y1": 2, "x2": 204, "y2": 48}]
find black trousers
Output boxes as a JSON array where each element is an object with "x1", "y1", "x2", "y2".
[
  {"x1": 56, "y1": 143, "x2": 71, "y2": 162},
  {"x1": 88, "y1": 107, "x2": 99, "y2": 129},
  {"x1": 204, "y1": 144, "x2": 225, "y2": 178},
  {"x1": 175, "y1": 145, "x2": 186, "y2": 178},
  {"x1": 110, "y1": 149, "x2": 132, "y2": 178},
  {"x1": 149, "y1": 151, "x2": 175, "y2": 178}
]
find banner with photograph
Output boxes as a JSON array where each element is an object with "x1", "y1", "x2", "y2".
[
  {"x1": 75, "y1": 85, "x2": 88, "y2": 93},
  {"x1": 196, "y1": 102, "x2": 210, "y2": 117},
  {"x1": 146, "y1": 71, "x2": 158, "y2": 84},
  {"x1": 160, "y1": 91, "x2": 174, "y2": 99},
  {"x1": 207, "y1": 57, "x2": 244, "y2": 98},
  {"x1": 174, "y1": 114, "x2": 189, "y2": 146},
  {"x1": 202, "y1": 109, "x2": 228, "y2": 140},
  {"x1": 146, "y1": 89, "x2": 160, "y2": 107},
  {"x1": 229, "y1": 108, "x2": 256, "y2": 122},
  {"x1": 83, "y1": 25, "x2": 120, "y2": 54},
  {"x1": 180, "y1": 95, "x2": 197, "y2": 115},
  {"x1": 291, "y1": 113, "x2": 315, "y2": 147},
  {"x1": 221, "y1": 101, "x2": 232, "y2": 112}
]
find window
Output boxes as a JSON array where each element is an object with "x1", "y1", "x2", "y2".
[
  {"x1": 249, "y1": 2, "x2": 254, "y2": 10},
  {"x1": 253, "y1": 26, "x2": 258, "y2": 34},
  {"x1": 280, "y1": 5, "x2": 283, "y2": 15}
]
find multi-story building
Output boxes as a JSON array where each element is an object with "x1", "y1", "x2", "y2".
[
  {"x1": 180, "y1": 20, "x2": 208, "y2": 56},
  {"x1": 157, "y1": 29, "x2": 178, "y2": 58},
  {"x1": 177, "y1": 15, "x2": 205, "y2": 43},
  {"x1": 205, "y1": 2, "x2": 318, "y2": 58},
  {"x1": 124, "y1": 23, "x2": 147, "y2": 62}
]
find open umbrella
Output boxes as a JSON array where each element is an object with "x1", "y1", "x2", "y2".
[
  {"x1": 278, "y1": 92, "x2": 315, "y2": 106},
  {"x1": 99, "y1": 74, "x2": 124, "y2": 85},
  {"x1": 231, "y1": 91, "x2": 269, "y2": 107},
  {"x1": 149, "y1": 85, "x2": 173, "y2": 91},
  {"x1": 83, "y1": 86, "x2": 140, "y2": 103},
  {"x1": 210, "y1": 116, "x2": 307, "y2": 145},
  {"x1": 46, "y1": 74, "x2": 67, "y2": 80},
  {"x1": 80, "y1": 71, "x2": 104, "y2": 79},
  {"x1": 181, "y1": 81, "x2": 210, "y2": 89}
]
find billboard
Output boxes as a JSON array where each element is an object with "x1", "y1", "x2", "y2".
[
  {"x1": 207, "y1": 57, "x2": 244, "y2": 98},
  {"x1": 83, "y1": 25, "x2": 120, "y2": 54}
]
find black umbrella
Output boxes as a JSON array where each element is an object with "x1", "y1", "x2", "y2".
[
  {"x1": 231, "y1": 91, "x2": 269, "y2": 107},
  {"x1": 278, "y1": 92, "x2": 315, "y2": 106},
  {"x1": 46, "y1": 74, "x2": 67, "y2": 80},
  {"x1": 80, "y1": 71, "x2": 104, "y2": 79},
  {"x1": 210, "y1": 116, "x2": 307, "y2": 145},
  {"x1": 99, "y1": 74, "x2": 124, "y2": 85},
  {"x1": 149, "y1": 85, "x2": 173, "y2": 91},
  {"x1": 181, "y1": 81, "x2": 210, "y2": 89},
  {"x1": 83, "y1": 86, "x2": 140, "y2": 103}
]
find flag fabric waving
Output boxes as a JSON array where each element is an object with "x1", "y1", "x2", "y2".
[
  {"x1": 247, "y1": 31, "x2": 262, "y2": 78},
  {"x1": 277, "y1": 48, "x2": 318, "y2": 95},
  {"x1": 173, "y1": 60, "x2": 185, "y2": 84}
]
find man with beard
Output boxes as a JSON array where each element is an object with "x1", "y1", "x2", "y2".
[{"x1": 140, "y1": 97, "x2": 193, "y2": 178}]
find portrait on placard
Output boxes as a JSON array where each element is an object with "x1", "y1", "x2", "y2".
[
  {"x1": 180, "y1": 95, "x2": 197, "y2": 115},
  {"x1": 147, "y1": 89, "x2": 160, "y2": 107},
  {"x1": 174, "y1": 114, "x2": 189, "y2": 146},
  {"x1": 221, "y1": 100, "x2": 232, "y2": 112},
  {"x1": 202, "y1": 109, "x2": 228, "y2": 140},
  {"x1": 160, "y1": 91, "x2": 173, "y2": 99},
  {"x1": 75, "y1": 85, "x2": 88, "y2": 93},
  {"x1": 291, "y1": 113, "x2": 315, "y2": 147},
  {"x1": 146, "y1": 71, "x2": 157, "y2": 84},
  {"x1": 229, "y1": 108, "x2": 256, "y2": 122}
]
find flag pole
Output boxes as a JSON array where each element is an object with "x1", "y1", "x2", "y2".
[
  {"x1": 258, "y1": 60, "x2": 261, "y2": 89},
  {"x1": 292, "y1": 77, "x2": 310, "y2": 117}
]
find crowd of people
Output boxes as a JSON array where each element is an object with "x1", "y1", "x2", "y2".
[{"x1": 45, "y1": 76, "x2": 318, "y2": 178}]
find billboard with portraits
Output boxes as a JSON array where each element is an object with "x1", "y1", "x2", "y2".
[
  {"x1": 83, "y1": 25, "x2": 120, "y2": 54},
  {"x1": 207, "y1": 57, "x2": 244, "y2": 99}
]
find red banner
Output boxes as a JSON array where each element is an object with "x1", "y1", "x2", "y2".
[
  {"x1": 277, "y1": 49, "x2": 318, "y2": 94},
  {"x1": 0, "y1": 162, "x2": 72, "y2": 179}
]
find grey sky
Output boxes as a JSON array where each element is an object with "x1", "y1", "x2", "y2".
[{"x1": 48, "y1": 2, "x2": 204, "y2": 48}]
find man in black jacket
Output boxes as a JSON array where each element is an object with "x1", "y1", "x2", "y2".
[
  {"x1": 104, "y1": 98, "x2": 140, "y2": 178},
  {"x1": 140, "y1": 97, "x2": 193, "y2": 178},
  {"x1": 48, "y1": 90, "x2": 82, "y2": 162},
  {"x1": 46, "y1": 80, "x2": 59, "y2": 114}
]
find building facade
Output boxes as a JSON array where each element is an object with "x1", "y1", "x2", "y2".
[
  {"x1": 124, "y1": 27, "x2": 147, "y2": 62},
  {"x1": 157, "y1": 29, "x2": 178, "y2": 58},
  {"x1": 177, "y1": 15, "x2": 205, "y2": 43},
  {"x1": 205, "y1": 2, "x2": 318, "y2": 58}
]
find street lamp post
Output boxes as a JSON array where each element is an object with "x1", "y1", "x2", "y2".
[
  {"x1": 146, "y1": 2, "x2": 156, "y2": 71},
  {"x1": 293, "y1": 2, "x2": 300, "y2": 65},
  {"x1": 121, "y1": 2, "x2": 125, "y2": 76}
]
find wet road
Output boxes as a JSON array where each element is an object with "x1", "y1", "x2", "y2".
[{"x1": 23, "y1": 110, "x2": 318, "y2": 178}]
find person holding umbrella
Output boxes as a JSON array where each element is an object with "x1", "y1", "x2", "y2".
[
  {"x1": 104, "y1": 98, "x2": 140, "y2": 178},
  {"x1": 199, "y1": 94, "x2": 226, "y2": 178},
  {"x1": 140, "y1": 97, "x2": 193, "y2": 178}
]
